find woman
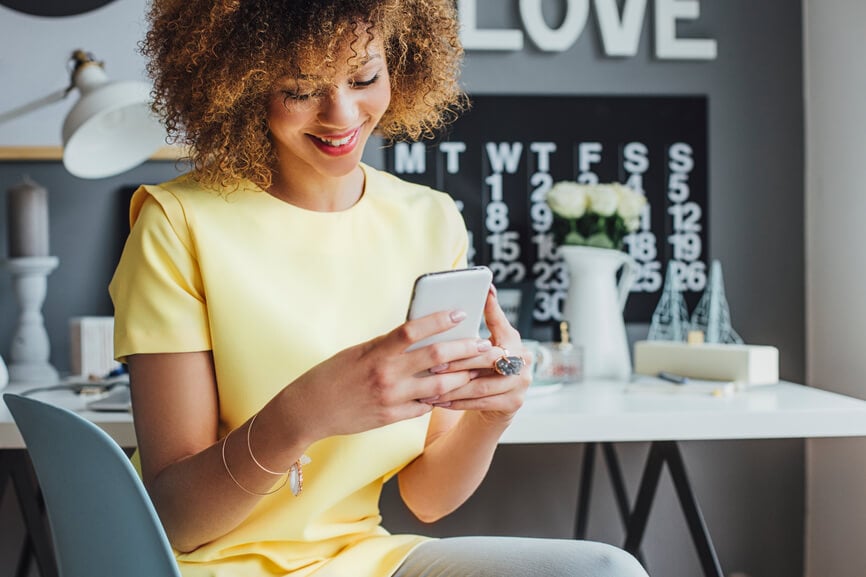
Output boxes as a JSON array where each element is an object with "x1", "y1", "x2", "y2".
[{"x1": 110, "y1": 1, "x2": 649, "y2": 576}]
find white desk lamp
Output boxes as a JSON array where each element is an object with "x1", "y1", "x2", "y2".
[
  {"x1": 61, "y1": 50, "x2": 167, "y2": 178},
  {"x1": 0, "y1": 49, "x2": 167, "y2": 178},
  {"x1": 0, "y1": 50, "x2": 166, "y2": 387}
]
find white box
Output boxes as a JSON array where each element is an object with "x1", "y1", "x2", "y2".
[
  {"x1": 633, "y1": 340, "x2": 779, "y2": 385},
  {"x1": 69, "y1": 316, "x2": 121, "y2": 378}
]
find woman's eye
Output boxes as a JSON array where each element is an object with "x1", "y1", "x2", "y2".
[
  {"x1": 350, "y1": 74, "x2": 380, "y2": 88},
  {"x1": 282, "y1": 90, "x2": 311, "y2": 102}
]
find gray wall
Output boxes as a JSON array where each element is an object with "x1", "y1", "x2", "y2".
[
  {"x1": 0, "y1": 161, "x2": 186, "y2": 374},
  {"x1": 0, "y1": 1, "x2": 805, "y2": 576},
  {"x1": 804, "y1": 0, "x2": 866, "y2": 575}
]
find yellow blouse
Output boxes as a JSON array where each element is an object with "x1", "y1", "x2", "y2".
[{"x1": 109, "y1": 164, "x2": 468, "y2": 577}]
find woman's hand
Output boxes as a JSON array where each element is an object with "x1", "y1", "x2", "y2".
[
  {"x1": 395, "y1": 286, "x2": 531, "y2": 521},
  {"x1": 422, "y1": 286, "x2": 531, "y2": 425},
  {"x1": 284, "y1": 309, "x2": 493, "y2": 442}
]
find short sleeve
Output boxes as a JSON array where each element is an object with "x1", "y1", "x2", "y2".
[{"x1": 109, "y1": 185, "x2": 211, "y2": 360}]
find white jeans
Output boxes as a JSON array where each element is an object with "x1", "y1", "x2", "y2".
[{"x1": 392, "y1": 536, "x2": 649, "y2": 577}]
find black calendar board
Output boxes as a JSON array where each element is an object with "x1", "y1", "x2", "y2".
[{"x1": 384, "y1": 95, "x2": 708, "y2": 326}]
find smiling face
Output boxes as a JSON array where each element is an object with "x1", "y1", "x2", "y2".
[{"x1": 267, "y1": 32, "x2": 391, "y2": 192}]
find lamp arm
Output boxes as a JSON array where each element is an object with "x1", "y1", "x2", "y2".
[{"x1": 0, "y1": 88, "x2": 70, "y2": 126}]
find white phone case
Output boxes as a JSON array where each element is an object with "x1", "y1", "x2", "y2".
[{"x1": 405, "y1": 266, "x2": 493, "y2": 352}]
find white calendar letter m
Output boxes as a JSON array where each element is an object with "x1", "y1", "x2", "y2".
[{"x1": 394, "y1": 142, "x2": 426, "y2": 174}]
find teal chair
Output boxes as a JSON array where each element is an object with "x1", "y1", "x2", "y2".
[{"x1": 3, "y1": 393, "x2": 181, "y2": 577}]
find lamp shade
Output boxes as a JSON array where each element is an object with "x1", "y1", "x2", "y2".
[{"x1": 62, "y1": 61, "x2": 166, "y2": 179}]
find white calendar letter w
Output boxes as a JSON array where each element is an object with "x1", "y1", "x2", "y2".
[{"x1": 485, "y1": 142, "x2": 524, "y2": 174}]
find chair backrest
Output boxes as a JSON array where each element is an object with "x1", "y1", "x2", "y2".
[{"x1": 3, "y1": 393, "x2": 181, "y2": 577}]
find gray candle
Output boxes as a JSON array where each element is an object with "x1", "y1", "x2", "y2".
[{"x1": 7, "y1": 177, "x2": 50, "y2": 258}]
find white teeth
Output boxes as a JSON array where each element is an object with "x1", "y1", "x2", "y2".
[{"x1": 318, "y1": 133, "x2": 353, "y2": 146}]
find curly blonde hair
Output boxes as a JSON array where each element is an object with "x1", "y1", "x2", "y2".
[{"x1": 141, "y1": 0, "x2": 466, "y2": 189}]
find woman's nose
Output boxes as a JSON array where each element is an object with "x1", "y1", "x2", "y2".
[{"x1": 318, "y1": 87, "x2": 358, "y2": 127}]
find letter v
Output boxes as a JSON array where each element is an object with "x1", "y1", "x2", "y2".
[{"x1": 594, "y1": 0, "x2": 648, "y2": 57}]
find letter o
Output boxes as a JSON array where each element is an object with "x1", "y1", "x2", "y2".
[{"x1": 519, "y1": 0, "x2": 589, "y2": 52}]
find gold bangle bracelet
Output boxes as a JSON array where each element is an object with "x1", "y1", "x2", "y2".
[
  {"x1": 247, "y1": 413, "x2": 288, "y2": 476},
  {"x1": 221, "y1": 427, "x2": 288, "y2": 496}
]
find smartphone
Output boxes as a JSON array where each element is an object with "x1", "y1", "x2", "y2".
[{"x1": 405, "y1": 266, "x2": 493, "y2": 352}]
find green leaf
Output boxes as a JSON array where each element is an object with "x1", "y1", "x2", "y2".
[
  {"x1": 564, "y1": 231, "x2": 587, "y2": 245},
  {"x1": 586, "y1": 232, "x2": 615, "y2": 249}
]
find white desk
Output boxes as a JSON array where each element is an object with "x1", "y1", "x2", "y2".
[
  {"x1": 4, "y1": 380, "x2": 866, "y2": 577},
  {"x1": 503, "y1": 380, "x2": 866, "y2": 443},
  {"x1": 6, "y1": 380, "x2": 866, "y2": 449},
  {"x1": 1, "y1": 384, "x2": 135, "y2": 450}
]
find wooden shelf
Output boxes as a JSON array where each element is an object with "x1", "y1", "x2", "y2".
[{"x1": 0, "y1": 145, "x2": 186, "y2": 162}]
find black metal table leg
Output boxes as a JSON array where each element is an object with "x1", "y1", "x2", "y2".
[
  {"x1": 15, "y1": 537, "x2": 34, "y2": 577},
  {"x1": 664, "y1": 441, "x2": 724, "y2": 577},
  {"x1": 2, "y1": 450, "x2": 59, "y2": 577},
  {"x1": 574, "y1": 443, "x2": 644, "y2": 564},
  {"x1": 1, "y1": 450, "x2": 33, "y2": 577},
  {"x1": 574, "y1": 442, "x2": 596, "y2": 540},
  {"x1": 602, "y1": 442, "x2": 633, "y2": 527},
  {"x1": 623, "y1": 441, "x2": 724, "y2": 577}
]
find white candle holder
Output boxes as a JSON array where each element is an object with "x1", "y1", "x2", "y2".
[
  {"x1": 0, "y1": 354, "x2": 8, "y2": 391},
  {"x1": 5, "y1": 256, "x2": 60, "y2": 384}
]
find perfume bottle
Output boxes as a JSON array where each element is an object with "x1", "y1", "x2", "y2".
[{"x1": 535, "y1": 322, "x2": 583, "y2": 385}]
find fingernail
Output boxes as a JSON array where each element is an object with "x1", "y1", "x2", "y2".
[
  {"x1": 450, "y1": 310, "x2": 467, "y2": 323},
  {"x1": 433, "y1": 401, "x2": 452, "y2": 408},
  {"x1": 489, "y1": 284, "x2": 498, "y2": 298},
  {"x1": 429, "y1": 363, "x2": 449, "y2": 374},
  {"x1": 477, "y1": 339, "x2": 492, "y2": 352},
  {"x1": 419, "y1": 395, "x2": 440, "y2": 403}
]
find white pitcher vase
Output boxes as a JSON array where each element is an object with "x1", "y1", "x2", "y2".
[{"x1": 559, "y1": 245, "x2": 637, "y2": 380}]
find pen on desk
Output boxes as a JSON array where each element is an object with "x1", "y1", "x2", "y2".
[{"x1": 657, "y1": 371, "x2": 689, "y2": 384}]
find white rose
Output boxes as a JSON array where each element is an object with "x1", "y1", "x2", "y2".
[
  {"x1": 586, "y1": 184, "x2": 618, "y2": 217},
  {"x1": 624, "y1": 216, "x2": 641, "y2": 232},
  {"x1": 615, "y1": 184, "x2": 647, "y2": 221},
  {"x1": 546, "y1": 181, "x2": 587, "y2": 218}
]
